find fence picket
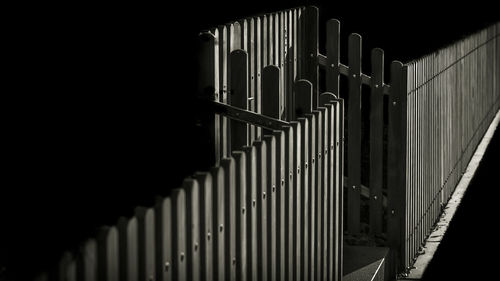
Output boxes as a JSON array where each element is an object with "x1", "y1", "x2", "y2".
[
  {"x1": 272, "y1": 130, "x2": 286, "y2": 281},
  {"x1": 241, "y1": 146, "x2": 258, "y2": 281},
  {"x1": 262, "y1": 135, "x2": 277, "y2": 281},
  {"x1": 301, "y1": 6, "x2": 319, "y2": 106},
  {"x1": 254, "y1": 140, "x2": 268, "y2": 281},
  {"x1": 184, "y1": 179, "x2": 201, "y2": 281},
  {"x1": 231, "y1": 49, "x2": 249, "y2": 151},
  {"x1": 369, "y1": 48, "x2": 384, "y2": 235},
  {"x1": 210, "y1": 167, "x2": 225, "y2": 281},
  {"x1": 326, "y1": 19, "x2": 340, "y2": 96},
  {"x1": 295, "y1": 79, "x2": 312, "y2": 281},
  {"x1": 154, "y1": 197, "x2": 172, "y2": 281},
  {"x1": 347, "y1": 33, "x2": 362, "y2": 234},
  {"x1": 221, "y1": 158, "x2": 237, "y2": 281},
  {"x1": 97, "y1": 226, "x2": 119, "y2": 281}
]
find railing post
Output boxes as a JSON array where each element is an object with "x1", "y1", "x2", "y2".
[{"x1": 387, "y1": 61, "x2": 408, "y2": 278}]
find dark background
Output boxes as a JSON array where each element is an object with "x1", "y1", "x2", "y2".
[{"x1": 2, "y1": 1, "x2": 499, "y2": 279}]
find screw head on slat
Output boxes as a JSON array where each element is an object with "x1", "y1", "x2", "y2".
[
  {"x1": 391, "y1": 209, "x2": 395, "y2": 215},
  {"x1": 194, "y1": 243, "x2": 198, "y2": 251},
  {"x1": 242, "y1": 207, "x2": 245, "y2": 214},
  {"x1": 263, "y1": 192, "x2": 266, "y2": 200},
  {"x1": 272, "y1": 184, "x2": 276, "y2": 192},
  {"x1": 180, "y1": 252, "x2": 184, "y2": 262},
  {"x1": 373, "y1": 195, "x2": 378, "y2": 200},
  {"x1": 219, "y1": 224, "x2": 224, "y2": 232},
  {"x1": 207, "y1": 231, "x2": 211, "y2": 240},
  {"x1": 165, "y1": 262, "x2": 170, "y2": 271},
  {"x1": 392, "y1": 101, "x2": 397, "y2": 106}
]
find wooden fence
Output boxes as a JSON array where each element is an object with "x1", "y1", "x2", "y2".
[
  {"x1": 395, "y1": 22, "x2": 500, "y2": 275},
  {"x1": 35, "y1": 6, "x2": 500, "y2": 281}
]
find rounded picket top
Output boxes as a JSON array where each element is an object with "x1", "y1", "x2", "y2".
[
  {"x1": 58, "y1": 251, "x2": 76, "y2": 281},
  {"x1": 372, "y1": 47, "x2": 384, "y2": 55},
  {"x1": 327, "y1": 18, "x2": 341, "y2": 27},
  {"x1": 79, "y1": 238, "x2": 98, "y2": 281},
  {"x1": 305, "y1": 5, "x2": 319, "y2": 15},
  {"x1": 349, "y1": 32, "x2": 362, "y2": 41},
  {"x1": 295, "y1": 79, "x2": 313, "y2": 116},
  {"x1": 198, "y1": 30, "x2": 216, "y2": 42},
  {"x1": 320, "y1": 92, "x2": 338, "y2": 107}
]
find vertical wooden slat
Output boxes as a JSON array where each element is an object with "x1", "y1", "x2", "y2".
[
  {"x1": 58, "y1": 252, "x2": 76, "y2": 281},
  {"x1": 79, "y1": 239, "x2": 97, "y2": 281},
  {"x1": 301, "y1": 6, "x2": 319, "y2": 106},
  {"x1": 254, "y1": 140, "x2": 268, "y2": 281},
  {"x1": 242, "y1": 146, "x2": 258, "y2": 281},
  {"x1": 319, "y1": 104, "x2": 330, "y2": 281},
  {"x1": 230, "y1": 152, "x2": 247, "y2": 281},
  {"x1": 248, "y1": 18, "x2": 256, "y2": 141},
  {"x1": 280, "y1": 125, "x2": 295, "y2": 281},
  {"x1": 231, "y1": 49, "x2": 249, "y2": 151},
  {"x1": 337, "y1": 97, "x2": 345, "y2": 281},
  {"x1": 272, "y1": 130, "x2": 286, "y2": 281},
  {"x1": 304, "y1": 110, "x2": 316, "y2": 281},
  {"x1": 198, "y1": 32, "x2": 219, "y2": 166},
  {"x1": 210, "y1": 167, "x2": 225, "y2": 281},
  {"x1": 369, "y1": 48, "x2": 384, "y2": 235},
  {"x1": 326, "y1": 19, "x2": 340, "y2": 96},
  {"x1": 218, "y1": 25, "x2": 229, "y2": 159},
  {"x1": 277, "y1": 12, "x2": 285, "y2": 119},
  {"x1": 262, "y1": 64, "x2": 280, "y2": 281},
  {"x1": 255, "y1": 16, "x2": 263, "y2": 140},
  {"x1": 320, "y1": 92, "x2": 337, "y2": 281},
  {"x1": 313, "y1": 106, "x2": 325, "y2": 281},
  {"x1": 262, "y1": 135, "x2": 277, "y2": 281},
  {"x1": 172, "y1": 189, "x2": 187, "y2": 281},
  {"x1": 387, "y1": 61, "x2": 408, "y2": 277},
  {"x1": 295, "y1": 79, "x2": 312, "y2": 281},
  {"x1": 221, "y1": 158, "x2": 237, "y2": 281},
  {"x1": 135, "y1": 207, "x2": 155, "y2": 281},
  {"x1": 97, "y1": 227, "x2": 119, "y2": 281},
  {"x1": 154, "y1": 196, "x2": 172, "y2": 281},
  {"x1": 290, "y1": 120, "x2": 302, "y2": 281},
  {"x1": 347, "y1": 33, "x2": 362, "y2": 234},
  {"x1": 117, "y1": 217, "x2": 138, "y2": 281},
  {"x1": 184, "y1": 179, "x2": 201, "y2": 281}
]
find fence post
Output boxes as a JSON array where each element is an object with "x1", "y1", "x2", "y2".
[
  {"x1": 347, "y1": 33, "x2": 362, "y2": 234},
  {"x1": 369, "y1": 48, "x2": 384, "y2": 235},
  {"x1": 387, "y1": 61, "x2": 408, "y2": 278}
]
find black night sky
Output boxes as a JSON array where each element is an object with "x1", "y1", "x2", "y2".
[{"x1": 2, "y1": 1, "x2": 499, "y2": 279}]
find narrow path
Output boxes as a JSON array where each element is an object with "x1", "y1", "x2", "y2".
[{"x1": 422, "y1": 122, "x2": 500, "y2": 280}]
